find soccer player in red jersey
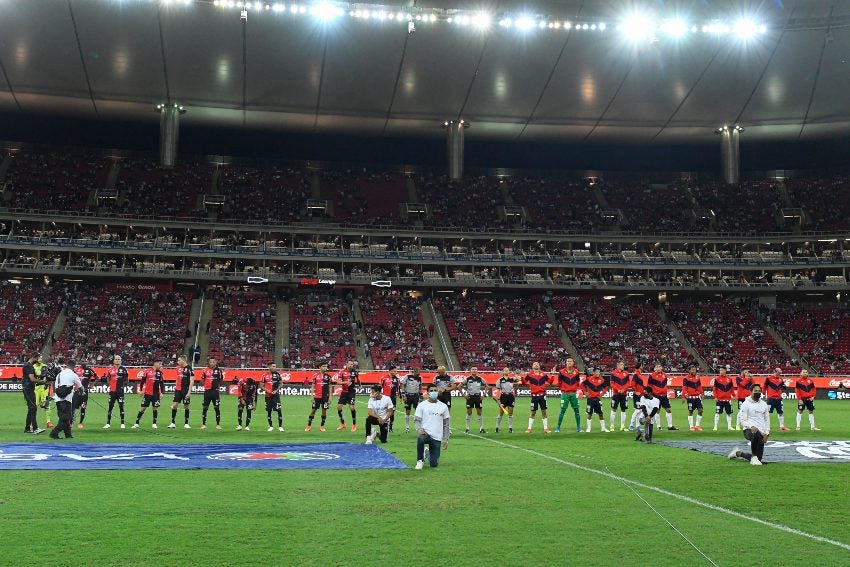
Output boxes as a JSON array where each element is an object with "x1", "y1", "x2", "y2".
[
  {"x1": 609, "y1": 360, "x2": 630, "y2": 431},
  {"x1": 235, "y1": 376, "x2": 259, "y2": 431},
  {"x1": 735, "y1": 369, "x2": 756, "y2": 430},
  {"x1": 72, "y1": 362, "x2": 97, "y2": 429},
  {"x1": 379, "y1": 365, "x2": 401, "y2": 432},
  {"x1": 306, "y1": 363, "x2": 332, "y2": 431},
  {"x1": 554, "y1": 357, "x2": 582, "y2": 433},
  {"x1": 681, "y1": 366, "x2": 704, "y2": 431},
  {"x1": 521, "y1": 362, "x2": 554, "y2": 433},
  {"x1": 582, "y1": 367, "x2": 609, "y2": 432},
  {"x1": 794, "y1": 370, "x2": 819, "y2": 431},
  {"x1": 628, "y1": 362, "x2": 646, "y2": 431},
  {"x1": 132, "y1": 358, "x2": 164, "y2": 429},
  {"x1": 169, "y1": 355, "x2": 194, "y2": 429},
  {"x1": 201, "y1": 358, "x2": 224, "y2": 430},
  {"x1": 335, "y1": 360, "x2": 359, "y2": 432},
  {"x1": 763, "y1": 368, "x2": 790, "y2": 431},
  {"x1": 103, "y1": 355, "x2": 128, "y2": 429},
  {"x1": 711, "y1": 367, "x2": 735, "y2": 431},
  {"x1": 648, "y1": 363, "x2": 678, "y2": 430},
  {"x1": 262, "y1": 362, "x2": 284, "y2": 432}
]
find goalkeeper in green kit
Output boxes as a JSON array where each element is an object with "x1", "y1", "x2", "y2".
[{"x1": 553, "y1": 358, "x2": 583, "y2": 433}]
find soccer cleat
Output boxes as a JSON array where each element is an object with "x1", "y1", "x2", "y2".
[
  {"x1": 544, "y1": 428, "x2": 552, "y2": 434},
  {"x1": 689, "y1": 427, "x2": 696, "y2": 431},
  {"x1": 554, "y1": 428, "x2": 560, "y2": 433},
  {"x1": 508, "y1": 428, "x2": 513, "y2": 433},
  {"x1": 236, "y1": 425, "x2": 242, "y2": 431},
  {"x1": 577, "y1": 428, "x2": 584, "y2": 433},
  {"x1": 795, "y1": 426, "x2": 801, "y2": 431},
  {"x1": 33, "y1": 428, "x2": 46, "y2": 435},
  {"x1": 712, "y1": 427, "x2": 718, "y2": 431},
  {"x1": 525, "y1": 428, "x2": 532, "y2": 434},
  {"x1": 750, "y1": 456, "x2": 762, "y2": 466},
  {"x1": 120, "y1": 424, "x2": 126, "y2": 429},
  {"x1": 46, "y1": 422, "x2": 54, "y2": 428},
  {"x1": 305, "y1": 425, "x2": 312, "y2": 432},
  {"x1": 337, "y1": 424, "x2": 347, "y2": 431},
  {"x1": 812, "y1": 427, "x2": 821, "y2": 431},
  {"x1": 268, "y1": 427, "x2": 274, "y2": 432},
  {"x1": 727, "y1": 427, "x2": 735, "y2": 431},
  {"x1": 103, "y1": 424, "x2": 111, "y2": 429},
  {"x1": 279, "y1": 427, "x2": 284, "y2": 432},
  {"x1": 464, "y1": 429, "x2": 470, "y2": 434},
  {"x1": 152, "y1": 424, "x2": 158, "y2": 429},
  {"x1": 668, "y1": 426, "x2": 679, "y2": 431},
  {"x1": 351, "y1": 424, "x2": 357, "y2": 432},
  {"x1": 694, "y1": 426, "x2": 703, "y2": 432},
  {"x1": 479, "y1": 429, "x2": 486, "y2": 434},
  {"x1": 77, "y1": 423, "x2": 84, "y2": 429},
  {"x1": 495, "y1": 427, "x2": 500, "y2": 433},
  {"x1": 319, "y1": 426, "x2": 326, "y2": 432},
  {"x1": 415, "y1": 460, "x2": 424, "y2": 470},
  {"x1": 215, "y1": 425, "x2": 222, "y2": 430},
  {"x1": 404, "y1": 427, "x2": 410, "y2": 433},
  {"x1": 131, "y1": 424, "x2": 140, "y2": 429},
  {"x1": 780, "y1": 426, "x2": 790, "y2": 431},
  {"x1": 605, "y1": 428, "x2": 613, "y2": 433},
  {"x1": 201, "y1": 424, "x2": 207, "y2": 430},
  {"x1": 184, "y1": 424, "x2": 191, "y2": 429},
  {"x1": 620, "y1": 427, "x2": 626, "y2": 432},
  {"x1": 244, "y1": 427, "x2": 250, "y2": 431},
  {"x1": 728, "y1": 447, "x2": 740, "y2": 459},
  {"x1": 364, "y1": 436, "x2": 373, "y2": 445},
  {"x1": 168, "y1": 423, "x2": 176, "y2": 429},
  {"x1": 735, "y1": 426, "x2": 741, "y2": 431}
]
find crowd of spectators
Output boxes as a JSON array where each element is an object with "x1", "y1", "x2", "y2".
[
  {"x1": 288, "y1": 296, "x2": 355, "y2": 369},
  {"x1": 358, "y1": 292, "x2": 434, "y2": 369},
  {"x1": 114, "y1": 159, "x2": 207, "y2": 217},
  {"x1": 787, "y1": 175, "x2": 850, "y2": 232},
  {"x1": 770, "y1": 303, "x2": 850, "y2": 375},
  {"x1": 207, "y1": 287, "x2": 276, "y2": 368},
  {"x1": 217, "y1": 165, "x2": 310, "y2": 223},
  {"x1": 0, "y1": 281, "x2": 66, "y2": 361},
  {"x1": 5, "y1": 152, "x2": 106, "y2": 212}
]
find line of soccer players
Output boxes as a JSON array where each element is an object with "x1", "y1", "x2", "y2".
[{"x1": 60, "y1": 355, "x2": 821, "y2": 435}]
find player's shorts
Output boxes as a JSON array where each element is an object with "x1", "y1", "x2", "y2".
[
  {"x1": 767, "y1": 398, "x2": 783, "y2": 414},
  {"x1": 715, "y1": 400, "x2": 732, "y2": 415},
  {"x1": 203, "y1": 390, "x2": 220, "y2": 407},
  {"x1": 265, "y1": 394, "x2": 282, "y2": 412},
  {"x1": 338, "y1": 391, "x2": 356, "y2": 406},
  {"x1": 611, "y1": 394, "x2": 628, "y2": 411},
  {"x1": 797, "y1": 399, "x2": 815, "y2": 412},
  {"x1": 403, "y1": 393, "x2": 420, "y2": 410},
  {"x1": 737, "y1": 398, "x2": 748, "y2": 409},
  {"x1": 657, "y1": 395, "x2": 671, "y2": 410},
  {"x1": 109, "y1": 391, "x2": 125, "y2": 405},
  {"x1": 237, "y1": 397, "x2": 255, "y2": 410},
  {"x1": 312, "y1": 397, "x2": 330, "y2": 411},
  {"x1": 141, "y1": 394, "x2": 161, "y2": 408},
  {"x1": 438, "y1": 393, "x2": 452, "y2": 407},
  {"x1": 466, "y1": 394, "x2": 482, "y2": 409},
  {"x1": 632, "y1": 393, "x2": 643, "y2": 409},
  {"x1": 72, "y1": 391, "x2": 88, "y2": 410},
  {"x1": 500, "y1": 393, "x2": 516, "y2": 408},
  {"x1": 686, "y1": 398, "x2": 703, "y2": 412},
  {"x1": 173, "y1": 390, "x2": 191, "y2": 405},
  {"x1": 530, "y1": 395, "x2": 547, "y2": 412},
  {"x1": 35, "y1": 386, "x2": 49, "y2": 406},
  {"x1": 586, "y1": 398, "x2": 603, "y2": 415}
]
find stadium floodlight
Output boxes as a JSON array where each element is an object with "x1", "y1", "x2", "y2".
[
  {"x1": 659, "y1": 19, "x2": 688, "y2": 38},
  {"x1": 499, "y1": 18, "x2": 513, "y2": 28},
  {"x1": 733, "y1": 18, "x2": 761, "y2": 39},
  {"x1": 618, "y1": 13, "x2": 655, "y2": 41},
  {"x1": 598, "y1": 22, "x2": 606, "y2": 31},
  {"x1": 581, "y1": 23, "x2": 589, "y2": 30},
  {"x1": 515, "y1": 16, "x2": 536, "y2": 31},
  {"x1": 471, "y1": 12, "x2": 491, "y2": 29},
  {"x1": 311, "y1": 3, "x2": 341, "y2": 21},
  {"x1": 272, "y1": 3, "x2": 285, "y2": 12}
]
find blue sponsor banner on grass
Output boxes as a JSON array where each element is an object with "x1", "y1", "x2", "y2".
[{"x1": 0, "y1": 442, "x2": 408, "y2": 470}]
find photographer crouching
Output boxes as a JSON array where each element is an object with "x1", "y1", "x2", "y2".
[{"x1": 50, "y1": 358, "x2": 84, "y2": 440}]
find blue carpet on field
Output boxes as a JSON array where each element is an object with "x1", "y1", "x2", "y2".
[{"x1": 0, "y1": 442, "x2": 408, "y2": 470}]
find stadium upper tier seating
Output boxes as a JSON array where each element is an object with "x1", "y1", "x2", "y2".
[
  {"x1": 551, "y1": 296, "x2": 694, "y2": 371},
  {"x1": 771, "y1": 303, "x2": 850, "y2": 375},
  {"x1": 358, "y1": 292, "x2": 434, "y2": 370},
  {"x1": 207, "y1": 288, "x2": 276, "y2": 369},
  {"x1": 288, "y1": 297, "x2": 355, "y2": 369},
  {"x1": 53, "y1": 284, "x2": 191, "y2": 366},
  {"x1": 439, "y1": 295, "x2": 567, "y2": 370},
  {"x1": 3, "y1": 150, "x2": 848, "y2": 233}
]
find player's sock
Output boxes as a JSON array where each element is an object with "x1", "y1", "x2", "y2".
[
  {"x1": 351, "y1": 410, "x2": 356, "y2": 424},
  {"x1": 478, "y1": 415, "x2": 483, "y2": 430},
  {"x1": 267, "y1": 412, "x2": 273, "y2": 427},
  {"x1": 809, "y1": 414, "x2": 816, "y2": 428},
  {"x1": 320, "y1": 415, "x2": 326, "y2": 426},
  {"x1": 119, "y1": 405, "x2": 125, "y2": 424},
  {"x1": 214, "y1": 407, "x2": 221, "y2": 425},
  {"x1": 238, "y1": 408, "x2": 244, "y2": 426},
  {"x1": 465, "y1": 415, "x2": 471, "y2": 430},
  {"x1": 80, "y1": 408, "x2": 86, "y2": 424},
  {"x1": 508, "y1": 416, "x2": 514, "y2": 429},
  {"x1": 338, "y1": 409, "x2": 344, "y2": 424},
  {"x1": 586, "y1": 419, "x2": 591, "y2": 432},
  {"x1": 666, "y1": 413, "x2": 673, "y2": 428},
  {"x1": 496, "y1": 414, "x2": 503, "y2": 429},
  {"x1": 277, "y1": 410, "x2": 283, "y2": 427},
  {"x1": 796, "y1": 413, "x2": 802, "y2": 428},
  {"x1": 600, "y1": 419, "x2": 607, "y2": 431},
  {"x1": 405, "y1": 414, "x2": 410, "y2": 427},
  {"x1": 696, "y1": 414, "x2": 703, "y2": 426},
  {"x1": 630, "y1": 409, "x2": 639, "y2": 428},
  {"x1": 527, "y1": 418, "x2": 534, "y2": 430},
  {"x1": 726, "y1": 414, "x2": 732, "y2": 429},
  {"x1": 620, "y1": 411, "x2": 627, "y2": 428},
  {"x1": 778, "y1": 414, "x2": 784, "y2": 428},
  {"x1": 687, "y1": 415, "x2": 694, "y2": 428},
  {"x1": 107, "y1": 400, "x2": 114, "y2": 424},
  {"x1": 609, "y1": 411, "x2": 616, "y2": 427},
  {"x1": 152, "y1": 410, "x2": 158, "y2": 425},
  {"x1": 246, "y1": 409, "x2": 251, "y2": 427},
  {"x1": 308, "y1": 415, "x2": 314, "y2": 426},
  {"x1": 184, "y1": 408, "x2": 190, "y2": 425},
  {"x1": 202, "y1": 408, "x2": 208, "y2": 425},
  {"x1": 714, "y1": 413, "x2": 720, "y2": 428},
  {"x1": 135, "y1": 411, "x2": 143, "y2": 425},
  {"x1": 542, "y1": 418, "x2": 549, "y2": 431},
  {"x1": 171, "y1": 408, "x2": 177, "y2": 424},
  {"x1": 557, "y1": 408, "x2": 566, "y2": 429}
]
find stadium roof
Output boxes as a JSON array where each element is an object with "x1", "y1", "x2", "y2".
[{"x1": 0, "y1": 0, "x2": 848, "y2": 144}]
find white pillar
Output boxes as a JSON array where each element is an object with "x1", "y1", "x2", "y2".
[
  {"x1": 158, "y1": 103, "x2": 186, "y2": 168},
  {"x1": 443, "y1": 119, "x2": 469, "y2": 180},
  {"x1": 715, "y1": 125, "x2": 743, "y2": 186}
]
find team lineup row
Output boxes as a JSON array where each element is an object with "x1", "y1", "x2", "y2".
[{"x1": 22, "y1": 354, "x2": 822, "y2": 439}]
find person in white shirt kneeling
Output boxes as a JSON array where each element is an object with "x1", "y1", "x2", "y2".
[
  {"x1": 414, "y1": 385, "x2": 451, "y2": 469},
  {"x1": 365, "y1": 385, "x2": 394, "y2": 445},
  {"x1": 728, "y1": 384, "x2": 770, "y2": 466}
]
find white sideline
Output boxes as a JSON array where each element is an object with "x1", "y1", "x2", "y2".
[{"x1": 469, "y1": 434, "x2": 850, "y2": 552}]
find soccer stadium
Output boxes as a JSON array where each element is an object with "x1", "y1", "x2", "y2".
[{"x1": 2, "y1": 0, "x2": 850, "y2": 565}]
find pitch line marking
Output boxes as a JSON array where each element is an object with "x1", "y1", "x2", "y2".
[{"x1": 468, "y1": 433, "x2": 850, "y2": 552}]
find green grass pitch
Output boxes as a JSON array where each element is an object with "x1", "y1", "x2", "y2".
[{"x1": 1, "y1": 394, "x2": 848, "y2": 566}]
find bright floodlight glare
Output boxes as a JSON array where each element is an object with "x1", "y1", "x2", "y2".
[
  {"x1": 515, "y1": 16, "x2": 536, "y2": 30},
  {"x1": 598, "y1": 22, "x2": 606, "y2": 31},
  {"x1": 312, "y1": 3, "x2": 340, "y2": 21},
  {"x1": 272, "y1": 3, "x2": 284, "y2": 12},
  {"x1": 499, "y1": 18, "x2": 513, "y2": 28},
  {"x1": 472, "y1": 12, "x2": 491, "y2": 29},
  {"x1": 734, "y1": 18, "x2": 760, "y2": 39},
  {"x1": 660, "y1": 19, "x2": 688, "y2": 38},
  {"x1": 619, "y1": 13, "x2": 655, "y2": 41}
]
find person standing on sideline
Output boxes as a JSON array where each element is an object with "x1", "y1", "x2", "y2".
[
  {"x1": 235, "y1": 376, "x2": 259, "y2": 431},
  {"x1": 728, "y1": 384, "x2": 770, "y2": 465},
  {"x1": 49, "y1": 358, "x2": 83, "y2": 440},
  {"x1": 334, "y1": 360, "x2": 359, "y2": 432},
  {"x1": 461, "y1": 367, "x2": 488, "y2": 434},
  {"x1": 635, "y1": 388, "x2": 660, "y2": 443},
  {"x1": 306, "y1": 363, "x2": 333, "y2": 431},
  {"x1": 648, "y1": 363, "x2": 678, "y2": 430},
  {"x1": 711, "y1": 368, "x2": 735, "y2": 431},
  {"x1": 414, "y1": 385, "x2": 451, "y2": 470},
  {"x1": 33, "y1": 355, "x2": 54, "y2": 428},
  {"x1": 103, "y1": 355, "x2": 128, "y2": 429},
  {"x1": 494, "y1": 368, "x2": 518, "y2": 433},
  {"x1": 433, "y1": 366, "x2": 456, "y2": 409},
  {"x1": 22, "y1": 354, "x2": 46, "y2": 434},
  {"x1": 133, "y1": 359, "x2": 164, "y2": 429},
  {"x1": 365, "y1": 385, "x2": 394, "y2": 444},
  {"x1": 682, "y1": 366, "x2": 704, "y2": 431},
  {"x1": 735, "y1": 370, "x2": 757, "y2": 430},
  {"x1": 262, "y1": 362, "x2": 284, "y2": 432},
  {"x1": 522, "y1": 362, "x2": 554, "y2": 433},
  {"x1": 379, "y1": 365, "x2": 401, "y2": 432},
  {"x1": 201, "y1": 358, "x2": 224, "y2": 430},
  {"x1": 582, "y1": 367, "x2": 609, "y2": 433},
  {"x1": 554, "y1": 358, "x2": 582, "y2": 433},
  {"x1": 764, "y1": 368, "x2": 790, "y2": 431},
  {"x1": 169, "y1": 355, "x2": 194, "y2": 429},
  {"x1": 72, "y1": 362, "x2": 97, "y2": 429},
  {"x1": 628, "y1": 362, "x2": 646, "y2": 431},
  {"x1": 400, "y1": 367, "x2": 423, "y2": 433},
  {"x1": 609, "y1": 360, "x2": 630, "y2": 431},
  {"x1": 794, "y1": 370, "x2": 820, "y2": 431}
]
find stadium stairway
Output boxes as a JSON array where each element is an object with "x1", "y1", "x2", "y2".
[
  {"x1": 544, "y1": 306, "x2": 586, "y2": 371},
  {"x1": 763, "y1": 321, "x2": 812, "y2": 373},
  {"x1": 195, "y1": 294, "x2": 215, "y2": 365},
  {"x1": 658, "y1": 305, "x2": 710, "y2": 372},
  {"x1": 41, "y1": 307, "x2": 67, "y2": 360},
  {"x1": 425, "y1": 299, "x2": 460, "y2": 371},
  {"x1": 405, "y1": 176, "x2": 418, "y2": 202},
  {"x1": 350, "y1": 299, "x2": 374, "y2": 370},
  {"x1": 420, "y1": 300, "x2": 448, "y2": 369},
  {"x1": 0, "y1": 154, "x2": 13, "y2": 181},
  {"x1": 183, "y1": 295, "x2": 204, "y2": 357},
  {"x1": 275, "y1": 299, "x2": 289, "y2": 367}
]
